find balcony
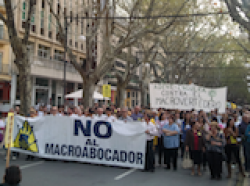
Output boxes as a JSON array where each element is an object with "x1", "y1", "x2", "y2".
[
  {"x1": 0, "y1": 63, "x2": 11, "y2": 81},
  {"x1": 0, "y1": 26, "x2": 9, "y2": 44},
  {"x1": 30, "y1": 56, "x2": 82, "y2": 82},
  {"x1": 0, "y1": 63, "x2": 10, "y2": 75}
]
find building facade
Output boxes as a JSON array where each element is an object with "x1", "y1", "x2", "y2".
[{"x1": 1, "y1": 0, "x2": 142, "y2": 109}]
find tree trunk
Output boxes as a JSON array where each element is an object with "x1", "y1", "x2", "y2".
[
  {"x1": 18, "y1": 60, "x2": 32, "y2": 116},
  {"x1": 117, "y1": 84, "x2": 126, "y2": 108},
  {"x1": 82, "y1": 79, "x2": 95, "y2": 108},
  {"x1": 140, "y1": 82, "x2": 147, "y2": 108}
]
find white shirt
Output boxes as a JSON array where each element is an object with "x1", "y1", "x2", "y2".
[
  {"x1": 146, "y1": 122, "x2": 158, "y2": 141},
  {"x1": 38, "y1": 111, "x2": 44, "y2": 117},
  {"x1": 0, "y1": 119, "x2": 5, "y2": 128},
  {"x1": 104, "y1": 115, "x2": 116, "y2": 122},
  {"x1": 70, "y1": 114, "x2": 79, "y2": 118},
  {"x1": 95, "y1": 114, "x2": 106, "y2": 120},
  {"x1": 175, "y1": 119, "x2": 183, "y2": 128}
]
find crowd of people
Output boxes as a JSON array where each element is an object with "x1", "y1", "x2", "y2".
[{"x1": 0, "y1": 104, "x2": 250, "y2": 181}]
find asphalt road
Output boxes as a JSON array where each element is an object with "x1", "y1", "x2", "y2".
[{"x1": 0, "y1": 150, "x2": 248, "y2": 186}]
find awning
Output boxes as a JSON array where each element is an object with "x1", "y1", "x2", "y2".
[{"x1": 65, "y1": 89, "x2": 110, "y2": 100}]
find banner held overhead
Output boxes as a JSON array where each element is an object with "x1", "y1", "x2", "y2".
[{"x1": 149, "y1": 83, "x2": 227, "y2": 113}]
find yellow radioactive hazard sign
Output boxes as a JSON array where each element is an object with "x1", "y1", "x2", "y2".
[{"x1": 14, "y1": 121, "x2": 38, "y2": 153}]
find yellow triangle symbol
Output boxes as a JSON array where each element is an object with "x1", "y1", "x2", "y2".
[{"x1": 14, "y1": 121, "x2": 38, "y2": 153}]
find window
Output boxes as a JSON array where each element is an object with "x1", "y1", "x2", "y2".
[
  {"x1": 136, "y1": 92, "x2": 138, "y2": 98},
  {"x1": 48, "y1": 14, "x2": 52, "y2": 38},
  {"x1": 31, "y1": 7, "x2": 36, "y2": 32},
  {"x1": 78, "y1": 83, "x2": 82, "y2": 90},
  {"x1": 36, "y1": 78, "x2": 49, "y2": 86},
  {"x1": 81, "y1": 19, "x2": 84, "y2": 35},
  {"x1": 132, "y1": 91, "x2": 135, "y2": 98},
  {"x1": 22, "y1": 1, "x2": 26, "y2": 20},
  {"x1": 81, "y1": 44, "x2": 83, "y2": 50},
  {"x1": 48, "y1": 13, "x2": 52, "y2": 30},
  {"x1": 0, "y1": 24, "x2": 3, "y2": 39},
  {"x1": 38, "y1": 45, "x2": 50, "y2": 58},
  {"x1": 40, "y1": 10, "x2": 44, "y2": 35},
  {"x1": 41, "y1": 0, "x2": 45, "y2": 9},
  {"x1": 127, "y1": 92, "x2": 130, "y2": 98},
  {"x1": 22, "y1": 1, "x2": 26, "y2": 28},
  {"x1": 132, "y1": 100, "x2": 135, "y2": 107},
  {"x1": 54, "y1": 50, "x2": 64, "y2": 61}
]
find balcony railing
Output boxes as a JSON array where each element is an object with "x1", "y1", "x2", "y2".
[
  {"x1": 0, "y1": 64, "x2": 10, "y2": 75},
  {"x1": 31, "y1": 55, "x2": 78, "y2": 74}
]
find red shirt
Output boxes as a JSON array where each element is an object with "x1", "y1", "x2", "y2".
[{"x1": 194, "y1": 132, "x2": 199, "y2": 150}]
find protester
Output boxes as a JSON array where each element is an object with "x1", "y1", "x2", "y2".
[
  {"x1": 0, "y1": 166, "x2": 21, "y2": 186},
  {"x1": 206, "y1": 122, "x2": 225, "y2": 180},
  {"x1": 245, "y1": 124, "x2": 250, "y2": 175},
  {"x1": 14, "y1": 106, "x2": 20, "y2": 115},
  {"x1": 180, "y1": 113, "x2": 191, "y2": 159},
  {"x1": 156, "y1": 112, "x2": 168, "y2": 166},
  {"x1": 185, "y1": 121, "x2": 205, "y2": 176},
  {"x1": 50, "y1": 106, "x2": 58, "y2": 116},
  {"x1": 131, "y1": 106, "x2": 143, "y2": 121},
  {"x1": 104, "y1": 107, "x2": 116, "y2": 122},
  {"x1": 162, "y1": 115, "x2": 180, "y2": 170},
  {"x1": 144, "y1": 114, "x2": 158, "y2": 172},
  {"x1": 119, "y1": 107, "x2": 133, "y2": 122},
  {"x1": 224, "y1": 118, "x2": 245, "y2": 178},
  {"x1": 58, "y1": 106, "x2": 65, "y2": 116},
  {"x1": 96, "y1": 107, "x2": 105, "y2": 119},
  {"x1": 239, "y1": 114, "x2": 249, "y2": 172}
]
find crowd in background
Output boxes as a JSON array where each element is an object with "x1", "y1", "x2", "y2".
[{"x1": 0, "y1": 104, "x2": 250, "y2": 180}]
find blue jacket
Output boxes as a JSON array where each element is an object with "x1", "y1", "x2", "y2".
[
  {"x1": 181, "y1": 121, "x2": 191, "y2": 142},
  {"x1": 245, "y1": 125, "x2": 250, "y2": 143},
  {"x1": 163, "y1": 123, "x2": 180, "y2": 148}
]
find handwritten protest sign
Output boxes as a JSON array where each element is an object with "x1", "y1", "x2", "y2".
[{"x1": 149, "y1": 83, "x2": 227, "y2": 113}]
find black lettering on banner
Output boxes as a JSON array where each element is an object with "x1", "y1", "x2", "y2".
[
  {"x1": 120, "y1": 151, "x2": 127, "y2": 162},
  {"x1": 54, "y1": 144, "x2": 60, "y2": 155},
  {"x1": 68, "y1": 145, "x2": 74, "y2": 156},
  {"x1": 136, "y1": 153, "x2": 143, "y2": 164},
  {"x1": 61, "y1": 145, "x2": 67, "y2": 156},
  {"x1": 112, "y1": 150, "x2": 119, "y2": 161},
  {"x1": 45, "y1": 144, "x2": 54, "y2": 154},
  {"x1": 90, "y1": 147, "x2": 96, "y2": 159},
  {"x1": 75, "y1": 146, "x2": 82, "y2": 157},
  {"x1": 97, "y1": 149, "x2": 104, "y2": 160},
  {"x1": 105, "y1": 149, "x2": 111, "y2": 161},
  {"x1": 128, "y1": 152, "x2": 135, "y2": 163},
  {"x1": 82, "y1": 147, "x2": 88, "y2": 158}
]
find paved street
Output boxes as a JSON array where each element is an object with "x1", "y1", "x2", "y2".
[{"x1": 0, "y1": 149, "x2": 248, "y2": 186}]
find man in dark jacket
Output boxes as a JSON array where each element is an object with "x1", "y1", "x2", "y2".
[{"x1": 239, "y1": 114, "x2": 249, "y2": 172}]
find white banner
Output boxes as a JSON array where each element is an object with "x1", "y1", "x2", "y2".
[
  {"x1": 11, "y1": 116, "x2": 147, "y2": 169},
  {"x1": 150, "y1": 83, "x2": 227, "y2": 113}
]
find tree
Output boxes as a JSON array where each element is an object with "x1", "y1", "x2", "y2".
[
  {"x1": 0, "y1": 0, "x2": 36, "y2": 115},
  {"x1": 48, "y1": 0, "x2": 190, "y2": 108},
  {"x1": 225, "y1": 0, "x2": 250, "y2": 35}
]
